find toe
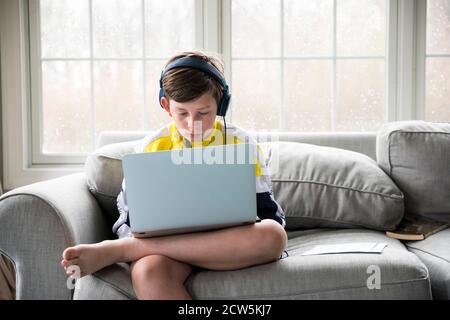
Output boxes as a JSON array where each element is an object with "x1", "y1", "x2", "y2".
[
  {"x1": 62, "y1": 258, "x2": 79, "y2": 268},
  {"x1": 61, "y1": 259, "x2": 69, "y2": 268},
  {"x1": 63, "y1": 247, "x2": 79, "y2": 261}
]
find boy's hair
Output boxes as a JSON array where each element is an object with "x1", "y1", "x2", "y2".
[{"x1": 161, "y1": 50, "x2": 225, "y2": 106}]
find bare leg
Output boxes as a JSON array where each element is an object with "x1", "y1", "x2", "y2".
[
  {"x1": 131, "y1": 255, "x2": 192, "y2": 300},
  {"x1": 62, "y1": 219, "x2": 286, "y2": 277}
]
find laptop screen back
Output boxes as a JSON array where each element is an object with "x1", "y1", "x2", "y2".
[{"x1": 122, "y1": 143, "x2": 257, "y2": 237}]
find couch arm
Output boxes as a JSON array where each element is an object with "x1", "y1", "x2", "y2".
[{"x1": 0, "y1": 173, "x2": 111, "y2": 299}]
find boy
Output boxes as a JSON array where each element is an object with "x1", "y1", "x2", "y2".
[{"x1": 61, "y1": 51, "x2": 287, "y2": 300}]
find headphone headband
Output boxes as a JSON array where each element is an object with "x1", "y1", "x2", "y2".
[{"x1": 159, "y1": 56, "x2": 231, "y2": 117}]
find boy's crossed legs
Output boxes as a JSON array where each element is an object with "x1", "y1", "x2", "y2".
[
  {"x1": 131, "y1": 255, "x2": 193, "y2": 300},
  {"x1": 61, "y1": 219, "x2": 287, "y2": 300}
]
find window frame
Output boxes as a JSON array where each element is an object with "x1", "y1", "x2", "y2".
[
  {"x1": 415, "y1": 0, "x2": 427, "y2": 120},
  {"x1": 1, "y1": 0, "x2": 80, "y2": 190},
  {"x1": 0, "y1": 0, "x2": 433, "y2": 189}
]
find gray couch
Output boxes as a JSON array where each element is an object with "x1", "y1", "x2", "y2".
[{"x1": 1, "y1": 121, "x2": 449, "y2": 300}]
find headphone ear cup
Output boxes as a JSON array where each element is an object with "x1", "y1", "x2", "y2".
[
  {"x1": 217, "y1": 92, "x2": 231, "y2": 117},
  {"x1": 159, "y1": 88, "x2": 165, "y2": 108}
]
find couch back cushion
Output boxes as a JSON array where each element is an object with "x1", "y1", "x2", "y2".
[
  {"x1": 377, "y1": 121, "x2": 450, "y2": 223},
  {"x1": 86, "y1": 139, "x2": 404, "y2": 231},
  {"x1": 85, "y1": 141, "x2": 137, "y2": 221},
  {"x1": 98, "y1": 131, "x2": 378, "y2": 159},
  {"x1": 259, "y1": 142, "x2": 404, "y2": 230}
]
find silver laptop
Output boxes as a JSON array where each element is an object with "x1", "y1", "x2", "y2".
[{"x1": 122, "y1": 143, "x2": 257, "y2": 238}]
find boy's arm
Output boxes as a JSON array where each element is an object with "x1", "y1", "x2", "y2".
[
  {"x1": 255, "y1": 145, "x2": 286, "y2": 228},
  {"x1": 257, "y1": 193, "x2": 285, "y2": 227},
  {"x1": 112, "y1": 180, "x2": 132, "y2": 238}
]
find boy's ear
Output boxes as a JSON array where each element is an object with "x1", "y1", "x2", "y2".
[{"x1": 160, "y1": 97, "x2": 172, "y2": 116}]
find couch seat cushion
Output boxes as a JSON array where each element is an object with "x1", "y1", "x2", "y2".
[
  {"x1": 405, "y1": 228, "x2": 450, "y2": 300},
  {"x1": 73, "y1": 229, "x2": 431, "y2": 300}
]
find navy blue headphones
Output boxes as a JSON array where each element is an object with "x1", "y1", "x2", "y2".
[{"x1": 159, "y1": 56, "x2": 231, "y2": 117}]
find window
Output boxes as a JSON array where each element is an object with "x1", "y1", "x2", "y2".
[
  {"x1": 229, "y1": 0, "x2": 388, "y2": 132},
  {"x1": 425, "y1": 0, "x2": 450, "y2": 122},
  {"x1": 2, "y1": 0, "x2": 450, "y2": 189},
  {"x1": 30, "y1": 0, "x2": 199, "y2": 162}
]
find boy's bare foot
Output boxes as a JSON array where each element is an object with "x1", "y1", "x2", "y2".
[{"x1": 61, "y1": 240, "x2": 124, "y2": 278}]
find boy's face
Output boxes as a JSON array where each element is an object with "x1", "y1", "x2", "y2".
[{"x1": 161, "y1": 92, "x2": 218, "y2": 142}]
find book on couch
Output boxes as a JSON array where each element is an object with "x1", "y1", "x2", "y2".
[{"x1": 386, "y1": 216, "x2": 449, "y2": 241}]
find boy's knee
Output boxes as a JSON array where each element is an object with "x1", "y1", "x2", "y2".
[
  {"x1": 131, "y1": 255, "x2": 192, "y2": 299},
  {"x1": 257, "y1": 220, "x2": 288, "y2": 260},
  {"x1": 131, "y1": 255, "x2": 172, "y2": 282}
]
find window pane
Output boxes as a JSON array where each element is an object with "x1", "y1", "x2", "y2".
[
  {"x1": 232, "y1": 0, "x2": 281, "y2": 57},
  {"x1": 337, "y1": 0, "x2": 386, "y2": 56},
  {"x1": 94, "y1": 61, "x2": 144, "y2": 141},
  {"x1": 42, "y1": 61, "x2": 92, "y2": 153},
  {"x1": 145, "y1": 0, "x2": 196, "y2": 57},
  {"x1": 427, "y1": 0, "x2": 450, "y2": 54},
  {"x1": 92, "y1": 0, "x2": 143, "y2": 58},
  {"x1": 146, "y1": 60, "x2": 170, "y2": 129},
  {"x1": 284, "y1": 0, "x2": 333, "y2": 57},
  {"x1": 425, "y1": 58, "x2": 450, "y2": 122},
  {"x1": 40, "y1": 0, "x2": 90, "y2": 58},
  {"x1": 336, "y1": 59, "x2": 385, "y2": 131},
  {"x1": 231, "y1": 60, "x2": 280, "y2": 131},
  {"x1": 284, "y1": 60, "x2": 332, "y2": 131}
]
